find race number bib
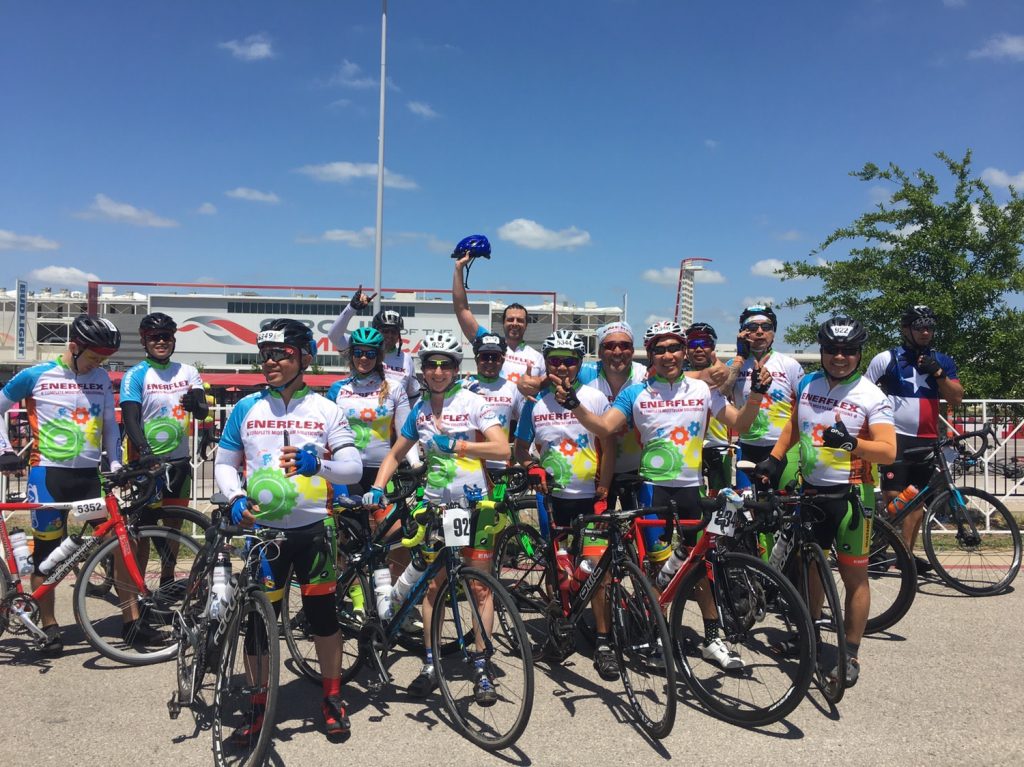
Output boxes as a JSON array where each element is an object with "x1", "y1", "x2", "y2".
[
  {"x1": 70, "y1": 497, "x2": 108, "y2": 523},
  {"x1": 443, "y1": 506, "x2": 472, "y2": 547},
  {"x1": 705, "y1": 505, "x2": 737, "y2": 537}
]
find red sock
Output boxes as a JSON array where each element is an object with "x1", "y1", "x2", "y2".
[{"x1": 322, "y1": 676, "x2": 341, "y2": 698}]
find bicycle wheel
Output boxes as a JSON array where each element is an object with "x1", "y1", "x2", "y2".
[
  {"x1": 0, "y1": 559, "x2": 10, "y2": 638},
  {"x1": 74, "y1": 525, "x2": 200, "y2": 665},
  {"x1": 609, "y1": 559, "x2": 676, "y2": 739},
  {"x1": 432, "y1": 567, "x2": 534, "y2": 751},
  {"x1": 923, "y1": 487, "x2": 1022, "y2": 596},
  {"x1": 175, "y1": 554, "x2": 215, "y2": 704},
  {"x1": 802, "y1": 544, "x2": 846, "y2": 705},
  {"x1": 492, "y1": 523, "x2": 549, "y2": 614},
  {"x1": 212, "y1": 589, "x2": 279, "y2": 767},
  {"x1": 833, "y1": 516, "x2": 917, "y2": 635},
  {"x1": 670, "y1": 551, "x2": 814, "y2": 727},
  {"x1": 281, "y1": 565, "x2": 367, "y2": 685}
]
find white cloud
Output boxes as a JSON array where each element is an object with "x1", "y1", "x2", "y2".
[
  {"x1": 741, "y1": 296, "x2": 776, "y2": 310},
  {"x1": 981, "y1": 167, "x2": 1024, "y2": 188},
  {"x1": 0, "y1": 229, "x2": 59, "y2": 252},
  {"x1": 225, "y1": 187, "x2": 281, "y2": 204},
  {"x1": 395, "y1": 231, "x2": 451, "y2": 255},
  {"x1": 641, "y1": 267, "x2": 678, "y2": 287},
  {"x1": 694, "y1": 269, "x2": 726, "y2": 284},
  {"x1": 408, "y1": 101, "x2": 439, "y2": 119},
  {"x1": 218, "y1": 33, "x2": 274, "y2": 62},
  {"x1": 76, "y1": 193, "x2": 178, "y2": 227},
  {"x1": 297, "y1": 227, "x2": 376, "y2": 247},
  {"x1": 197, "y1": 202, "x2": 217, "y2": 215},
  {"x1": 643, "y1": 314, "x2": 671, "y2": 326},
  {"x1": 776, "y1": 229, "x2": 802, "y2": 241},
  {"x1": 330, "y1": 59, "x2": 377, "y2": 88},
  {"x1": 704, "y1": 138, "x2": 719, "y2": 150},
  {"x1": 969, "y1": 33, "x2": 1024, "y2": 61},
  {"x1": 751, "y1": 259, "x2": 786, "y2": 278},
  {"x1": 27, "y1": 265, "x2": 99, "y2": 286},
  {"x1": 295, "y1": 161, "x2": 418, "y2": 190},
  {"x1": 497, "y1": 219, "x2": 591, "y2": 250}
]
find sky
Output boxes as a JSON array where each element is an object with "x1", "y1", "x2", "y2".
[{"x1": 2, "y1": 0, "x2": 1023, "y2": 349}]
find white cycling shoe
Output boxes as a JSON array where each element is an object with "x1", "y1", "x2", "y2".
[{"x1": 702, "y1": 637, "x2": 745, "y2": 670}]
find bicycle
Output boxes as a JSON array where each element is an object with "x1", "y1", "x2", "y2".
[
  {"x1": 167, "y1": 495, "x2": 283, "y2": 767},
  {"x1": 885, "y1": 423, "x2": 1022, "y2": 595},
  {"x1": 0, "y1": 460, "x2": 204, "y2": 665},
  {"x1": 285, "y1": 492, "x2": 534, "y2": 752}
]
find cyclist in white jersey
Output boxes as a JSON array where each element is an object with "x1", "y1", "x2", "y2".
[
  {"x1": 560, "y1": 320, "x2": 769, "y2": 670},
  {"x1": 0, "y1": 315, "x2": 128, "y2": 656},
  {"x1": 684, "y1": 323, "x2": 736, "y2": 493},
  {"x1": 327, "y1": 287, "x2": 421, "y2": 405},
  {"x1": 462, "y1": 333, "x2": 525, "y2": 479},
  {"x1": 363, "y1": 332, "x2": 510, "y2": 703},
  {"x1": 451, "y1": 235, "x2": 546, "y2": 383},
  {"x1": 753, "y1": 317, "x2": 895, "y2": 687},
  {"x1": 215, "y1": 319, "x2": 362, "y2": 739}
]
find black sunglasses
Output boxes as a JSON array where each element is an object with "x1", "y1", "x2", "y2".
[
  {"x1": 144, "y1": 332, "x2": 175, "y2": 343},
  {"x1": 822, "y1": 344, "x2": 861, "y2": 356},
  {"x1": 743, "y1": 322, "x2": 775, "y2": 332},
  {"x1": 478, "y1": 352, "x2": 503, "y2": 363},
  {"x1": 259, "y1": 346, "x2": 297, "y2": 363},
  {"x1": 651, "y1": 343, "x2": 684, "y2": 356}
]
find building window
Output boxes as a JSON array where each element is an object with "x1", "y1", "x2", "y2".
[{"x1": 37, "y1": 322, "x2": 69, "y2": 344}]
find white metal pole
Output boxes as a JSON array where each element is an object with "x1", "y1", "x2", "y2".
[{"x1": 372, "y1": 0, "x2": 388, "y2": 315}]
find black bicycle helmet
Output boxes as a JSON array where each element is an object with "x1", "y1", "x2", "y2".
[
  {"x1": 686, "y1": 322, "x2": 718, "y2": 342},
  {"x1": 900, "y1": 305, "x2": 937, "y2": 330},
  {"x1": 70, "y1": 314, "x2": 121, "y2": 355},
  {"x1": 139, "y1": 312, "x2": 177, "y2": 337},
  {"x1": 257, "y1": 318, "x2": 317, "y2": 358},
  {"x1": 739, "y1": 304, "x2": 778, "y2": 329},
  {"x1": 371, "y1": 309, "x2": 404, "y2": 332},
  {"x1": 473, "y1": 333, "x2": 507, "y2": 356},
  {"x1": 817, "y1": 316, "x2": 868, "y2": 348}
]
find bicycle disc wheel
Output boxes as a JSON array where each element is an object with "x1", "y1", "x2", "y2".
[
  {"x1": 924, "y1": 487, "x2": 1022, "y2": 596},
  {"x1": 74, "y1": 526, "x2": 200, "y2": 665},
  {"x1": 833, "y1": 516, "x2": 917, "y2": 634},
  {"x1": 803, "y1": 544, "x2": 846, "y2": 705},
  {"x1": 281, "y1": 565, "x2": 366, "y2": 685},
  {"x1": 610, "y1": 559, "x2": 676, "y2": 739},
  {"x1": 670, "y1": 551, "x2": 814, "y2": 727},
  {"x1": 432, "y1": 567, "x2": 534, "y2": 751},
  {"x1": 212, "y1": 590, "x2": 279, "y2": 767}
]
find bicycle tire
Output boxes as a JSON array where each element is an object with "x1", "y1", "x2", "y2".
[
  {"x1": 282, "y1": 565, "x2": 368, "y2": 685},
  {"x1": 175, "y1": 541, "x2": 218, "y2": 704},
  {"x1": 803, "y1": 543, "x2": 846, "y2": 705},
  {"x1": 432, "y1": 567, "x2": 534, "y2": 751},
  {"x1": 669, "y1": 550, "x2": 814, "y2": 727},
  {"x1": 212, "y1": 589, "x2": 279, "y2": 767},
  {"x1": 609, "y1": 559, "x2": 676, "y2": 738},
  {"x1": 74, "y1": 525, "x2": 200, "y2": 666},
  {"x1": 923, "y1": 487, "x2": 1022, "y2": 596},
  {"x1": 0, "y1": 559, "x2": 10, "y2": 638}
]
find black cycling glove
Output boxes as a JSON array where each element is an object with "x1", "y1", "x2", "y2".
[
  {"x1": 822, "y1": 420, "x2": 858, "y2": 452},
  {"x1": 915, "y1": 354, "x2": 942, "y2": 377},
  {"x1": 752, "y1": 455, "x2": 782, "y2": 487}
]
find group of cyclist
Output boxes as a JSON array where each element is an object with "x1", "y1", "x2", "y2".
[{"x1": 0, "y1": 232, "x2": 962, "y2": 742}]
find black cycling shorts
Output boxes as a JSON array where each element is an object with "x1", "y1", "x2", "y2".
[
  {"x1": 879, "y1": 435, "x2": 935, "y2": 492},
  {"x1": 650, "y1": 485, "x2": 703, "y2": 546}
]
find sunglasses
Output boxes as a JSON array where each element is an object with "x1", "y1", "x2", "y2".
[
  {"x1": 545, "y1": 355, "x2": 580, "y2": 368},
  {"x1": 144, "y1": 332, "x2": 175, "y2": 344},
  {"x1": 424, "y1": 359, "x2": 457, "y2": 371},
  {"x1": 650, "y1": 343, "x2": 684, "y2": 356},
  {"x1": 477, "y1": 352, "x2": 503, "y2": 363},
  {"x1": 822, "y1": 344, "x2": 861, "y2": 356},
  {"x1": 743, "y1": 322, "x2": 775, "y2": 332},
  {"x1": 259, "y1": 346, "x2": 297, "y2": 363},
  {"x1": 687, "y1": 338, "x2": 714, "y2": 350},
  {"x1": 351, "y1": 348, "x2": 379, "y2": 360},
  {"x1": 601, "y1": 341, "x2": 633, "y2": 352}
]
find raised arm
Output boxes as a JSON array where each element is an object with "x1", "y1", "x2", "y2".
[{"x1": 452, "y1": 254, "x2": 482, "y2": 340}]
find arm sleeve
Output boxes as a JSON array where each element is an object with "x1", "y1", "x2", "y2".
[
  {"x1": 319, "y1": 445, "x2": 362, "y2": 485},
  {"x1": 327, "y1": 304, "x2": 359, "y2": 352},
  {"x1": 188, "y1": 367, "x2": 209, "y2": 420},
  {"x1": 214, "y1": 446, "x2": 246, "y2": 500},
  {"x1": 102, "y1": 383, "x2": 123, "y2": 471},
  {"x1": 121, "y1": 400, "x2": 152, "y2": 454}
]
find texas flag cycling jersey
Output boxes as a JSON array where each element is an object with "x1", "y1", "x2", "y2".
[
  {"x1": 583, "y1": 364, "x2": 646, "y2": 474},
  {"x1": 219, "y1": 387, "x2": 355, "y2": 529},
  {"x1": 865, "y1": 346, "x2": 958, "y2": 439},
  {"x1": 327, "y1": 372, "x2": 410, "y2": 468},
  {"x1": 462, "y1": 374, "x2": 525, "y2": 470},
  {"x1": 793, "y1": 371, "x2": 894, "y2": 486},
  {"x1": 612, "y1": 375, "x2": 728, "y2": 488},
  {"x1": 120, "y1": 359, "x2": 204, "y2": 459},
  {"x1": 516, "y1": 384, "x2": 609, "y2": 498},
  {"x1": 731, "y1": 352, "x2": 804, "y2": 447},
  {"x1": 0, "y1": 358, "x2": 120, "y2": 469},
  {"x1": 400, "y1": 384, "x2": 501, "y2": 502},
  {"x1": 474, "y1": 327, "x2": 546, "y2": 382}
]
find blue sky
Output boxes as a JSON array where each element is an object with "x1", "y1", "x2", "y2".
[{"x1": 2, "y1": 0, "x2": 1022, "y2": 348}]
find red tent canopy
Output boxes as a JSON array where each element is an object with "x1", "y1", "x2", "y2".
[{"x1": 108, "y1": 371, "x2": 342, "y2": 389}]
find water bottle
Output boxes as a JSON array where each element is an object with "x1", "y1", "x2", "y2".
[
  {"x1": 656, "y1": 546, "x2": 686, "y2": 590},
  {"x1": 885, "y1": 485, "x2": 919, "y2": 518},
  {"x1": 10, "y1": 528, "x2": 33, "y2": 576},
  {"x1": 390, "y1": 560, "x2": 426, "y2": 609},
  {"x1": 373, "y1": 567, "x2": 393, "y2": 618},
  {"x1": 768, "y1": 524, "x2": 795, "y2": 571},
  {"x1": 39, "y1": 535, "x2": 82, "y2": 575},
  {"x1": 208, "y1": 552, "x2": 233, "y2": 619},
  {"x1": 555, "y1": 548, "x2": 574, "y2": 599},
  {"x1": 570, "y1": 559, "x2": 594, "y2": 594}
]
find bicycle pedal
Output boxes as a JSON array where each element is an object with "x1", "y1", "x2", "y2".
[{"x1": 167, "y1": 695, "x2": 181, "y2": 720}]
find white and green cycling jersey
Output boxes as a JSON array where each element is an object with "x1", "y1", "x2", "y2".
[
  {"x1": 327, "y1": 372, "x2": 410, "y2": 468},
  {"x1": 731, "y1": 351, "x2": 804, "y2": 447},
  {"x1": 463, "y1": 374, "x2": 525, "y2": 470},
  {"x1": 120, "y1": 358, "x2": 204, "y2": 459},
  {"x1": 583, "y1": 363, "x2": 646, "y2": 474}
]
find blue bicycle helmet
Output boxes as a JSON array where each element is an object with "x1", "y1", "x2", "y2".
[{"x1": 452, "y1": 234, "x2": 491, "y2": 259}]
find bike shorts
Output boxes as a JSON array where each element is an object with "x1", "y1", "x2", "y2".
[
  {"x1": 802, "y1": 483, "x2": 874, "y2": 567},
  {"x1": 737, "y1": 443, "x2": 801, "y2": 491},
  {"x1": 147, "y1": 460, "x2": 192, "y2": 508},
  {"x1": 702, "y1": 446, "x2": 731, "y2": 493},
  {"x1": 27, "y1": 465, "x2": 101, "y2": 573},
  {"x1": 649, "y1": 485, "x2": 704, "y2": 547},
  {"x1": 258, "y1": 517, "x2": 339, "y2": 637},
  {"x1": 879, "y1": 435, "x2": 934, "y2": 493},
  {"x1": 546, "y1": 496, "x2": 607, "y2": 558},
  {"x1": 606, "y1": 472, "x2": 644, "y2": 511}
]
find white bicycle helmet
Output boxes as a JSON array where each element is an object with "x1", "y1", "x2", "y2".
[
  {"x1": 541, "y1": 330, "x2": 585, "y2": 357},
  {"x1": 417, "y1": 332, "x2": 464, "y2": 364},
  {"x1": 643, "y1": 320, "x2": 686, "y2": 346}
]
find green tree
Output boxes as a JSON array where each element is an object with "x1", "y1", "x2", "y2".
[{"x1": 779, "y1": 150, "x2": 1024, "y2": 398}]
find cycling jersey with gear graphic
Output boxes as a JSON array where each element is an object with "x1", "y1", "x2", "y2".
[
  {"x1": 583, "y1": 364, "x2": 646, "y2": 474},
  {"x1": 515, "y1": 384, "x2": 609, "y2": 498},
  {"x1": 400, "y1": 383, "x2": 501, "y2": 502},
  {"x1": 474, "y1": 326, "x2": 545, "y2": 382},
  {"x1": 218, "y1": 387, "x2": 355, "y2": 529},
  {"x1": 0, "y1": 358, "x2": 120, "y2": 469},
  {"x1": 120, "y1": 358, "x2": 204, "y2": 459},
  {"x1": 327, "y1": 372, "x2": 410, "y2": 467},
  {"x1": 462, "y1": 374, "x2": 525, "y2": 470},
  {"x1": 731, "y1": 351, "x2": 804, "y2": 447},
  {"x1": 327, "y1": 304, "x2": 422, "y2": 402},
  {"x1": 612, "y1": 375, "x2": 728, "y2": 488}
]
